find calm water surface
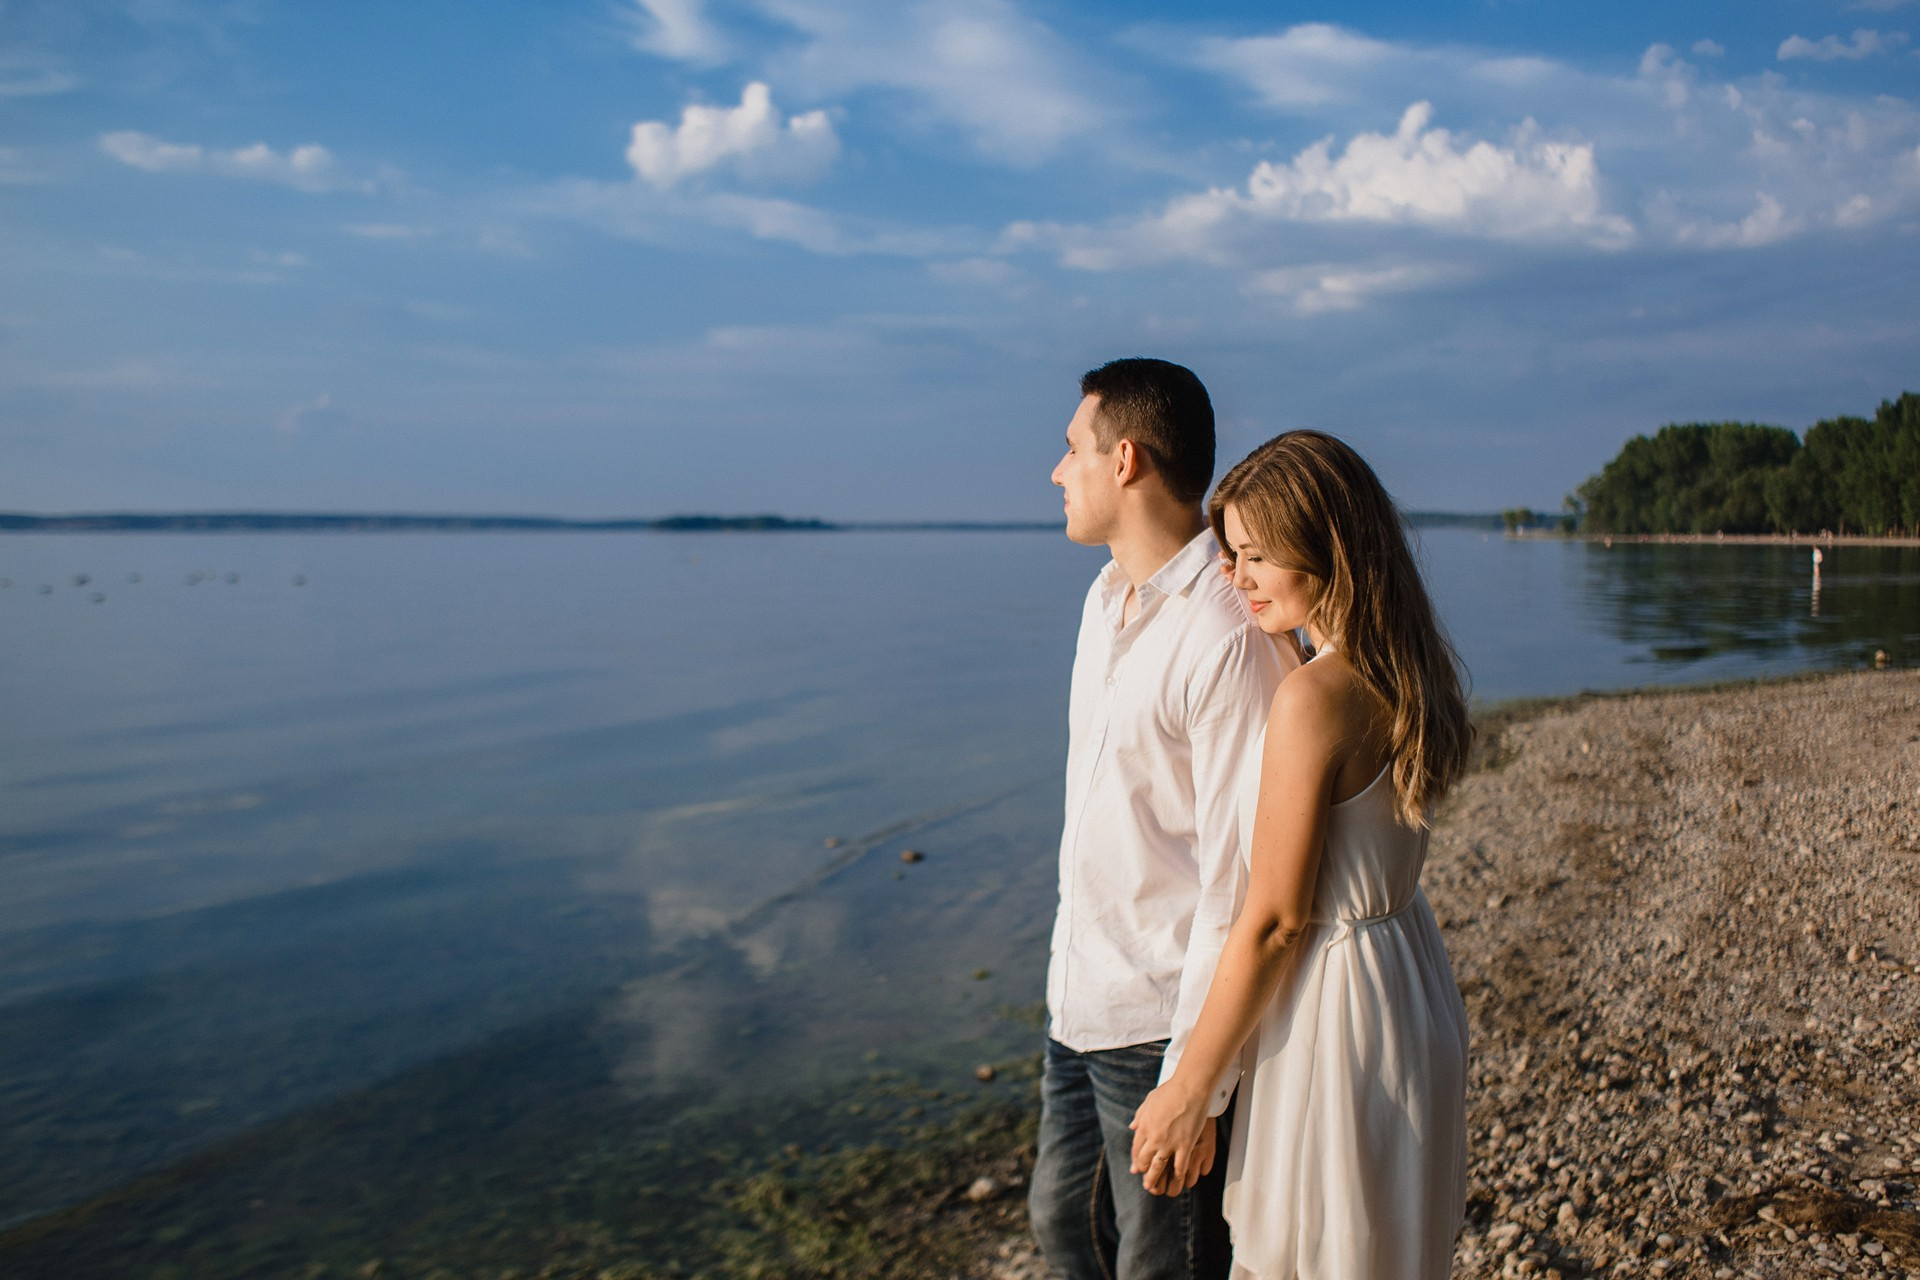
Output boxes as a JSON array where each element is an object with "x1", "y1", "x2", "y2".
[{"x1": 0, "y1": 530, "x2": 1913, "y2": 1252}]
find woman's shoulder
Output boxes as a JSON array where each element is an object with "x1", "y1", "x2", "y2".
[
  {"x1": 1270, "y1": 650, "x2": 1377, "y2": 731},
  {"x1": 1271, "y1": 649, "x2": 1349, "y2": 717}
]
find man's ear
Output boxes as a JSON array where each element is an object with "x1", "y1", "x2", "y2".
[{"x1": 1111, "y1": 438, "x2": 1146, "y2": 488}]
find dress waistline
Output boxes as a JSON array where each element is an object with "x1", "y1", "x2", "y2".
[{"x1": 1320, "y1": 892, "x2": 1418, "y2": 943}]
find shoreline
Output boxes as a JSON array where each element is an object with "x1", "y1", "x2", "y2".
[{"x1": 1510, "y1": 530, "x2": 1920, "y2": 548}]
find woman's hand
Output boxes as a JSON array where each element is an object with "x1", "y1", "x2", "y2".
[{"x1": 1129, "y1": 1081, "x2": 1215, "y2": 1197}]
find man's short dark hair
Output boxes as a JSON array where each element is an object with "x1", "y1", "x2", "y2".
[{"x1": 1079, "y1": 358, "x2": 1215, "y2": 507}]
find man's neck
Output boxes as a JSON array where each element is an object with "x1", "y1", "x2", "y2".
[{"x1": 1107, "y1": 509, "x2": 1207, "y2": 591}]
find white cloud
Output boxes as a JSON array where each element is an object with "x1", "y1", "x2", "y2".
[
  {"x1": 999, "y1": 103, "x2": 1631, "y2": 306},
  {"x1": 1249, "y1": 261, "x2": 1461, "y2": 314},
  {"x1": 1777, "y1": 29, "x2": 1907, "y2": 61},
  {"x1": 698, "y1": 191, "x2": 953, "y2": 253},
  {"x1": 1691, "y1": 39, "x2": 1726, "y2": 58},
  {"x1": 626, "y1": 82, "x2": 839, "y2": 187},
  {"x1": 1178, "y1": 29, "x2": 1920, "y2": 253},
  {"x1": 760, "y1": 0, "x2": 1114, "y2": 166},
  {"x1": 622, "y1": 0, "x2": 728, "y2": 63},
  {"x1": 1185, "y1": 23, "x2": 1401, "y2": 109},
  {"x1": 1236, "y1": 103, "x2": 1631, "y2": 243},
  {"x1": 99, "y1": 132, "x2": 376, "y2": 193},
  {"x1": 1673, "y1": 192, "x2": 1803, "y2": 247},
  {"x1": 532, "y1": 178, "x2": 971, "y2": 258},
  {"x1": 1169, "y1": 22, "x2": 1583, "y2": 121},
  {"x1": 1835, "y1": 194, "x2": 1876, "y2": 226},
  {"x1": 1026, "y1": 103, "x2": 1631, "y2": 269}
]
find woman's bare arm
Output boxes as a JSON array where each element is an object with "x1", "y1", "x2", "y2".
[{"x1": 1128, "y1": 660, "x2": 1351, "y2": 1194}]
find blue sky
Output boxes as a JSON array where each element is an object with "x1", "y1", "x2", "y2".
[{"x1": 2, "y1": 0, "x2": 1916, "y2": 519}]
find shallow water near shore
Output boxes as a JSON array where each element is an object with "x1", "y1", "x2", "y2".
[{"x1": 0, "y1": 529, "x2": 1914, "y2": 1271}]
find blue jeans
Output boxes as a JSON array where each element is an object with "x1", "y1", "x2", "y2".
[{"x1": 1027, "y1": 1037, "x2": 1232, "y2": 1280}]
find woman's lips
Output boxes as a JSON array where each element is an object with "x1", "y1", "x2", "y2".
[{"x1": 1248, "y1": 599, "x2": 1269, "y2": 613}]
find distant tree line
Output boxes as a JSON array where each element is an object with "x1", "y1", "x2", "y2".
[
  {"x1": 1573, "y1": 392, "x2": 1920, "y2": 536},
  {"x1": 1501, "y1": 507, "x2": 1574, "y2": 534}
]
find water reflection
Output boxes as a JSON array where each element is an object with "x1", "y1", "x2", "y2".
[
  {"x1": 601, "y1": 784, "x2": 1055, "y2": 1100},
  {"x1": 1575, "y1": 541, "x2": 1918, "y2": 671}
]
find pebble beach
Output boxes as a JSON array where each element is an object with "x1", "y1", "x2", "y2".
[{"x1": 980, "y1": 668, "x2": 1920, "y2": 1280}]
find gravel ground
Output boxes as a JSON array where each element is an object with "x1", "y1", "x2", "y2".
[{"x1": 978, "y1": 669, "x2": 1920, "y2": 1280}]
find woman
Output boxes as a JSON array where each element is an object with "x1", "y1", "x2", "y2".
[{"x1": 1128, "y1": 430, "x2": 1473, "y2": 1279}]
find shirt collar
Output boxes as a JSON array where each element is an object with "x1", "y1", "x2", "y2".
[
  {"x1": 1097, "y1": 528, "x2": 1220, "y2": 623},
  {"x1": 1145, "y1": 528, "x2": 1220, "y2": 601}
]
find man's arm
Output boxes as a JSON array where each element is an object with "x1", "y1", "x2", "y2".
[{"x1": 1157, "y1": 623, "x2": 1286, "y2": 1114}]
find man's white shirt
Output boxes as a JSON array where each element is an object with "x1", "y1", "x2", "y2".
[{"x1": 1045, "y1": 529, "x2": 1284, "y2": 1115}]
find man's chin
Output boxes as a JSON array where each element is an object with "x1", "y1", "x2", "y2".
[
  {"x1": 1063, "y1": 524, "x2": 1104, "y2": 547},
  {"x1": 1061, "y1": 513, "x2": 1105, "y2": 546}
]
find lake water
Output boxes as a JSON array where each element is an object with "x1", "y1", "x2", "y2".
[{"x1": 0, "y1": 529, "x2": 1913, "y2": 1269}]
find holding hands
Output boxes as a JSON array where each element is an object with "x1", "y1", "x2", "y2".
[{"x1": 1128, "y1": 1081, "x2": 1217, "y2": 1197}]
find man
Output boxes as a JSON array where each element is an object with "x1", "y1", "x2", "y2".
[{"x1": 1028, "y1": 359, "x2": 1287, "y2": 1280}]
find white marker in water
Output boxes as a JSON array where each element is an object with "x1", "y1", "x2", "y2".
[{"x1": 1812, "y1": 548, "x2": 1824, "y2": 568}]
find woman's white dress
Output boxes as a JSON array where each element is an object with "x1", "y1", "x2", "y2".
[{"x1": 1221, "y1": 747, "x2": 1470, "y2": 1279}]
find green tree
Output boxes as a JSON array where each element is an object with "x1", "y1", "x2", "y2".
[
  {"x1": 1886, "y1": 393, "x2": 1920, "y2": 532},
  {"x1": 1577, "y1": 423, "x2": 1799, "y2": 534}
]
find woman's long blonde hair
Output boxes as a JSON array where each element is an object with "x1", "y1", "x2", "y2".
[{"x1": 1209, "y1": 430, "x2": 1473, "y2": 827}]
